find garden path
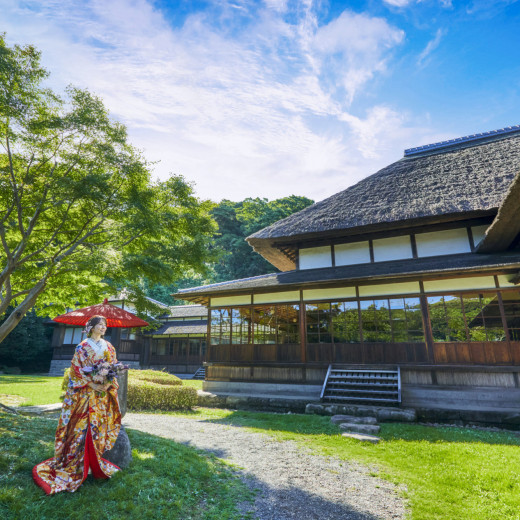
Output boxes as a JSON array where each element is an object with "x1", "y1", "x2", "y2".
[{"x1": 124, "y1": 412, "x2": 406, "y2": 520}]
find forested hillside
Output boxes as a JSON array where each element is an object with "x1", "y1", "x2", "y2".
[{"x1": 148, "y1": 195, "x2": 314, "y2": 305}]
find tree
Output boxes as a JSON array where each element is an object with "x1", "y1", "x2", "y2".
[
  {"x1": 210, "y1": 196, "x2": 314, "y2": 282},
  {"x1": 0, "y1": 307, "x2": 53, "y2": 371},
  {"x1": 0, "y1": 35, "x2": 216, "y2": 343}
]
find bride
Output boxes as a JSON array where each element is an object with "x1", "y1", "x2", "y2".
[{"x1": 33, "y1": 315, "x2": 122, "y2": 494}]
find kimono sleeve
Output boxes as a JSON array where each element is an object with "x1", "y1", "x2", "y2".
[{"x1": 68, "y1": 345, "x2": 92, "y2": 389}]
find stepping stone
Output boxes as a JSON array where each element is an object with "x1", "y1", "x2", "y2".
[
  {"x1": 342, "y1": 432, "x2": 380, "y2": 444},
  {"x1": 16, "y1": 403, "x2": 62, "y2": 415},
  {"x1": 339, "y1": 422, "x2": 380, "y2": 435},
  {"x1": 376, "y1": 408, "x2": 416, "y2": 422},
  {"x1": 331, "y1": 414, "x2": 377, "y2": 425}
]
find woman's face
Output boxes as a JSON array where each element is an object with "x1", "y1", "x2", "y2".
[{"x1": 92, "y1": 321, "x2": 107, "y2": 335}]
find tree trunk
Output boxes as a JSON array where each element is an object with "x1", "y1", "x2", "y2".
[{"x1": 0, "y1": 280, "x2": 45, "y2": 344}]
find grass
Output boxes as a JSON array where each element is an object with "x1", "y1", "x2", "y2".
[
  {"x1": 0, "y1": 376, "x2": 63, "y2": 406},
  {"x1": 0, "y1": 374, "x2": 203, "y2": 408},
  {"x1": 0, "y1": 410, "x2": 253, "y2": 520},
  {"x1": 181, "y1": 380, "x2": 204, "y2": 390},
  {"x1": 3, "y1": 375, "x2": 520, "y2": 518},
  {"x1": 163, "y1": 408, "x2": 520, "y2": 520}
]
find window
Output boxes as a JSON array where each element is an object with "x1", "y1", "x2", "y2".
[
  {"x1": 427, "y1": 293, "x2": 506, "y2": 342},
  {"x1": 306, "y1": 303, "x2": 332, "y2": 344},
  {"x1": 360, "y1": 300, "x2": 392, "y2": 342},
  {"x1": 210, "y1": 309, "x2": 231, "y2": 345},
  {"x1": 210, "y1": 304, "x2": 299, "y2": 345},
  {"x1": 306, "y1": 297, "x2": 424, "y2": 344},
  {"x1": 501, "y1": 291, "x2": 520, "y2": 341},
  {"x1": 189, "y1": 339, "x2": 200, "y2": 356},
  {"x1": 121, "y1": 328, "x2": 136, "y2": 340},
  {"x1": 63, "y1": 327, "x2": 84, "y2": 345}
]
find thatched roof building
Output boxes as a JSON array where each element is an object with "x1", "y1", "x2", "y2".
[
  {"x1": 247, "y1": 126, "x2": 520, "y2": 270},
  {"x1": 176, "y1": 126, "x2": 520, "y2": 424}
]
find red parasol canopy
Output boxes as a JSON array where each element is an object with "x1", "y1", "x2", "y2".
[{"x1": 53, "y1": 298, "x2": 149, "y2": 328}]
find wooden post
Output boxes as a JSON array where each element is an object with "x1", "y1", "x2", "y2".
[
  {"x1": 299, "y1": 290, "x2": 306, "y2": 363},
  {"x1": 419, "y1": 281, "x2": 435, "y2": 364}
]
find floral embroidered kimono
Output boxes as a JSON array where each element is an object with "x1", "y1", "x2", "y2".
[{"x1": 33, "y1": 339, "x2": 122, "y2": 494}]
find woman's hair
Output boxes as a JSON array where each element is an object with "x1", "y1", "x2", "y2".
[{"x1": 86, "y1": 315, "x2": 107, "y2": 337}]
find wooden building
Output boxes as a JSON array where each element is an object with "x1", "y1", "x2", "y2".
[
  {"x1": 177, "y1": 126, "x2": 520, "y2": 423},
  {"x1": 141, "y1": 304, "x2": 207, "y2": 375},
  {"x1": 48, "y1": 298, "x2": 207, "y2": 377}
]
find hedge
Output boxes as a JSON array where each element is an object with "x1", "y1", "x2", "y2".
[
  {"x1": 61, "y1": 367, "x2": 195, "y2": 410},
  {"x1": 127, "y1": 380, "x2": 197, "y2": 410},
  {"x1": 128, "y1": 369, "x2": 182, "y2": 386}
]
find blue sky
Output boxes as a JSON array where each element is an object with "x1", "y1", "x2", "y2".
[{"x1": 2, "y1": 0, "x2": 520, "y2": 201}]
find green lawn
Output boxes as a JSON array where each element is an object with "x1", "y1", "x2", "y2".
[
  {"x1": 0, "y1": 376, "x2": 63, "y2": 406},
  {"x1": 3, "y1": 376, "x2": 520, "y2": 519},
  {"x1": 181, "y1": 379, "x2": 204, "y2": 390},
  {"x1": 0, "y1": 375, "x2": 203, "y2": 407},
  {"x1": 0, "y1": 411, "x2": 252, "y2": 520}
]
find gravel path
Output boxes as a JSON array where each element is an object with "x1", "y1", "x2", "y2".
[{"x1": 124, "y1": 413, "x2": 406, "y2": 520}]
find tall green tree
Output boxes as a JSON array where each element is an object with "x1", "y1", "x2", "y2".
[
  {"x1": 210, "y1": 196, "x2": 313, "y2": 282},
  {"x1": 0, "y1": 35, "x2": 216, "y2": 342}
]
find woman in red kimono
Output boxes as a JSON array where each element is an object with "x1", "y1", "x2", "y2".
[{"x1": 33, "y1": 315, "x2": 122, "y2": 494}]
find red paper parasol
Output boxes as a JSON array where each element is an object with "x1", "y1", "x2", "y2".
[{"x1": 53, "y1": 298, "x2": 149, "y2": 328}]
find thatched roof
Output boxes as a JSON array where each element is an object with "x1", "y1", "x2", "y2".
[
  {"x1": 477, "y1": 169, "x2": 520, "y2": 253},
  {"x1": 177, "y1": 251, "x2": 520, "y2": 304},
  {"x1": 248, "y1": 129, "x2": 520, "y2": 270}
]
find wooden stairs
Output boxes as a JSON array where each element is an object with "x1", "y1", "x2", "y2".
[
  {"x1": 192, "y1": 366, "x2": 206, "y2": 380},
  {"x1": 321, "y1": 365, "x2": 401, "y2": 405}
]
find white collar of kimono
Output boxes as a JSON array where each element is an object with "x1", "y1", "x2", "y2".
[{"x1": 86, "y1": 337, "x2": 107, "y2": 355}]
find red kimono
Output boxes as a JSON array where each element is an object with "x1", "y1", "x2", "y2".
[{"x1": 33, "y1": 340, "x2": 122, "y2": 494}]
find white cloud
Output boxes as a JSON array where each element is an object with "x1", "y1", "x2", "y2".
[
  {"x1": 417, "y1": 28, "x2": 446, "y2": 66},
  {"x1": 313, "y1": 11, "x2": 404, "y2": 104},
  {"x1": 383, "y1": 0, "x2": 414, "y2": 6},
  {"x1": 0, "y1": 0, "x2": 433, "y2": 202}
]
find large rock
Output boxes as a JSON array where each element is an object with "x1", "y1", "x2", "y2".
[
  {"x1": 103, "y1": 425, "x2": 132, "y2": 469},
  {"x1": 117, "y1": 370, "x2": 128, "y2": 418}
]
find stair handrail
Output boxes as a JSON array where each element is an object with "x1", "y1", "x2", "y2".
[
  {"x1": 397, "y1": 366, "x2": 402, "y2": 404},
  {"x1": 320, "y1": 364, "x2": 332, "y2": 400}
]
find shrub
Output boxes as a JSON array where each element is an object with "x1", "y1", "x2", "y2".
[
  {"x1": 128, "y1": 369, "x2": 182, "y2": 386},
  {"x1": 127, "y1": 380, "x2": 197, "y2": 411}
]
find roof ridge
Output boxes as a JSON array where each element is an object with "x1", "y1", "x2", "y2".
[{"x1": 404, "y1": 125, "x2": 520, "y2": 157}]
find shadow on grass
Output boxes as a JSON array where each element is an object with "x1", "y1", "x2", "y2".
[
  {"x1": 0, "y1": 410, "x2": 390, "y2": 520},
  {"x1": 193, "y1": 409, "x2": 520, "y2": 447},
  {"x1": 0, "y1": 411, "x2": 249, "y2": 520},
  {"x1": 0, "y1": 375, "x2": 59, "y2": 385}
]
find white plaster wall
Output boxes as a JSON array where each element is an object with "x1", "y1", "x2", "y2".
[
  {"x1": 497, "y1": 275, "x2": 518, "y2": 288},
  {"x1": 373, "y1": 236, "x2": 413, "y2": 262},
  {"x1": 334, "y1": 241, "x2": 371, "y2": 266},
  {"x1": 299, "y1": 246, "x2": 332, "y2": 270},
  {"x1": 254, "y1": 291, "x2": 300, "y2": 304},
  {"x1": 210, "y1": 295, "x2": 251, "y2": 307},
  {"x1": 358, "y1": 281, "x2": 421, "y2": 297},
  {"x1": 423, "y1": 276, "x2": 496, "y2": 292},
  {"x1": 471, "y1": 225, "x2": 489, "y2": 247},
  {"x1": 303, "y1": 287, "x2": 356, "y2": 301},
  {"x1": 415, "y1": 228, "x2": 471, "y2": 257}
]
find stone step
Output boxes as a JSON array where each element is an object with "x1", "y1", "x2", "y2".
[
  {"x1": 306, "y1": 403, "x2": 416, "y2": 422},
  {"x1": 339, "y1": 422, "x2": 381, "y2": 435},
  {"x1": 342, "y1": 432, "x2": 380, "y2": 444},
  {"x1": 331, "y1": 414, "x2": 377, "y2": 425}
]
